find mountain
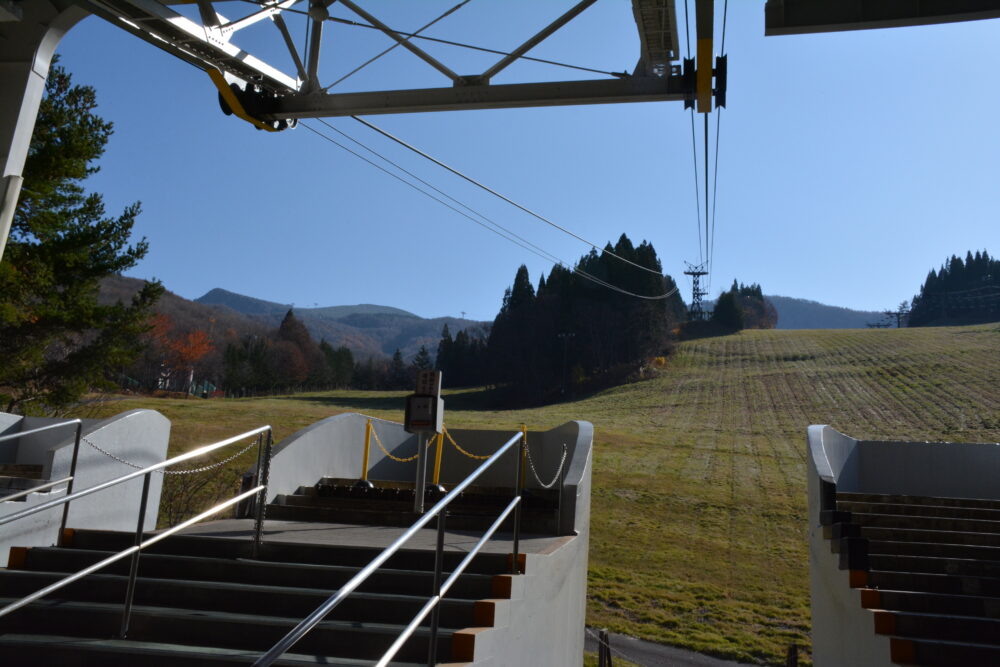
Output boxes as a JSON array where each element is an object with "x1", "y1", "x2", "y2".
[
  {"x1": 767, "y1": 295, "x2": 886, "y2": 329},
  {"x1": 194, "y1": 287, "x2": 483, "y2": 359},
  {"x1": 701, "y1": 294, "x2": 887, "y2": 329}
]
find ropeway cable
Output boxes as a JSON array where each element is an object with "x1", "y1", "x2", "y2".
[
  {"x1": 301, "y1": 122, "x2": 678, "y2": 301},
  {"x1": 350, "y1": 115, "x2": 666, "y2": 277},
  {"x1": 322, "y1": 0, "x2": 472, "y2": 91}
]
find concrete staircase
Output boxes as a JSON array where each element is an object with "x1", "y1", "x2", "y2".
[
  {"x1": 824, "y1": 491, "x2": 1000, "y2": 666},
  {"x1": 0, "y1": 527, "x2": 520, "y2": 665},
  {"x1": 267, "y1": 478, "x2": 561, "y2": 533}
]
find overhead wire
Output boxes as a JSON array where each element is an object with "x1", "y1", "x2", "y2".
[
  {"x1": 350, "y1": 115, "x2": 667, "y2": 277},
  {"x1": 708, "y1": 0, "x2": 728, "y2": 292},
  {"x1": 322, "y1": 0, "x2": 472, "y2": 91},
  {"x1": 300, "y1": 121, "x2": 677, "y2": 301},
  {"x1": 237, "y1": 0, "x2": 625, "y2": 80}
]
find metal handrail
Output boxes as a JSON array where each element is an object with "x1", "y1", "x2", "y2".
[
  {"x1": 0, "y1": 426, "x2": 269, "y2": 527},
  {"x1": 0, "y1": 419, "x2": 82, "y2": 444},
  {"x1": 0, "y1": 419, "x2": 83, "y2": 537},
  {"x1": 0, "y1": 424, "x2": 274, "y2": 640},
  {"x1": 0, "y1": 476, "x2": 73, "y2": 503},
  {"x1": 255, "y1": 429, "x2": 526, "y2": 667}
]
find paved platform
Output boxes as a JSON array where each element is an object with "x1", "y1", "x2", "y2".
[{"x1": 181, "y1": 518, "x2": 571, "y2": 555}]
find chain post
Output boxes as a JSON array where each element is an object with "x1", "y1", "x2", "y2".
[
  {"x1": 252, "y1": 430, "x2": 273, "y2": 559},
  {"x1": 432, "y1": 431, "x2": 444, "y2": 486},
  {"x1": 362, "y1": 419, "x2": 373, "y2": 482},
  {"x1": 512, "y1": 431, "x2": 525, "y2": 574},
  {"x1": 519, "y1": 424, "x2": 528, "y2": 489},
  {"x1": 119, "y1": 471, "x2": 151, "y2": 638},
  {"x1": 58, "y1": 421, "x2": 83, "y2": 545}
]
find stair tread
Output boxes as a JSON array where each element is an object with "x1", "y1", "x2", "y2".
[
  {"x1": 1, "y1": 596, "x2": 464, "y2": 634},
  {"x1": 0, "y1": 633, "x2": 424, "y2": 666},
  {"x1": 0, "y1": 569, "x2": 476, "y2": 606}
]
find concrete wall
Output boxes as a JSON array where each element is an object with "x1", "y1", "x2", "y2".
[
  {"x1": 262, "y1": 414, "x2": 593, "y2": 535},
  {"x1": 0, "y1": 410, "x2": 170, "y2": 566},
  {"x1": 806, "y1": 426, "x2": 892, "y2": 667},
  {"x1": 807, "y1": 425, "x2": 1000, "y2": 666},
  {"x1": 452, "y1": 423, "x2": 593, "y2": 667},
  {"x1": 808, "y1": 424, "x2": 1000, "y2": 499}
]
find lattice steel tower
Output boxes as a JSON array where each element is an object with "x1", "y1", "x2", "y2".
[{"x1": 684, "y1": 262, "x2": 709, "y2": 321}]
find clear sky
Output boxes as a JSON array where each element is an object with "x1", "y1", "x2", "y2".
[{"x1": 55, "y1": 1, "x2": 999, "y2": 321}]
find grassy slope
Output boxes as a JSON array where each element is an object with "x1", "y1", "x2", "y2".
[{"x1": 70, "y1": 324, "x2": 1000, "y2": 665}]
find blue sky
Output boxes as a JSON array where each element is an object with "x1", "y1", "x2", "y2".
[{"x1": 56, "y1": 1, "x2": 999, "y2": 321}]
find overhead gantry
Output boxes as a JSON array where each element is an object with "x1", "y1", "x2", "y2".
[{"x1": 1, "y1": 0, "x2": 730, "y2": 258}]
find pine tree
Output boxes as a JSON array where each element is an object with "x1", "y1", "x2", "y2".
[{"x1": 0, "y1": 62, "x2": 162, "y2": 413}]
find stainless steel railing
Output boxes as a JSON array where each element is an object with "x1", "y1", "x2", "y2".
[
  {"x1": 0, "y1": 419, "x2": 83, "y2": 534},
  {"x1": 0, "y1": 424, "x2": 274, "y2": 639},
  {"x1": 255, "y1": 429, "x2": 526, "y2": 667}
]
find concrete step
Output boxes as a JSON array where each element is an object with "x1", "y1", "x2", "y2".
[
  {"x1": 872, "y1": 609, "x2": 1000, "y2": 646},
  {"x1": 867, "y1": 553, "x2": 1000, "y2": 579},
  {"x1": 849, "y1": 525, "x2": 1000, "y2": 548},
  {"x1": 863, "y1": 569, "x2": 1000, "y2": 597},
  {"x1": 13, "y1": 547, "x2": 497, "y2": 600},
  {"x1": 0, "y1": 569, "x2": 479, "y2": 627},
  {"x1": 837, "y1": 492, "x2": 1000, "y2": 512},
  {"x1": 265, "y1": 503, "x2": 556, "y2": 534},
  {"x1": 837, "y1": 500, "x2": 1000, "y2": 522},
  {"x1": 848, "y1": 512, "x2": 1000, "y2": 535},
  {"x1": 867, "y1": 539, "x2": 1000, "y2": 562},
  {"x1": 860, "y1": 588, "x2": 1000, "y2": 619},
  {"x1": 0, "y1": 598, "x2": 455, "y2": 661},
  {"x1": 889, "y1": 636, "x2": 1000, "y2": 667},
  {"x1": 64, "y1": 529, "x2": 509, "y2": 575},
  {"x1": 0, "y1": 633, "x2": 431, "y2": 666},
  {"x1": 279, "y1": 492, "x2": 554, "y2": 514}
]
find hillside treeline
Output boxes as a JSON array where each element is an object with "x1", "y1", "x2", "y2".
[
  {"x1": 909, "y1": 250, "x2": 999, "y2": 327},
  {"x1": 434, "y1": 234, "x2": 687, "y2": 401}
]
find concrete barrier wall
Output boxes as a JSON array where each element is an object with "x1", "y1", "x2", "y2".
[
  {"x1": 264, "y1": 414, "x2": 594, "y2": 535},
  {"x1": 263, "y1": 413, "x2": 413, "y2": 504},
  {"x1": 806, "y1": 425, "x2": 1000, "y2": 666},
  {"x1": 808, "y1": 424, "x2": 1000, "y2": 499},
  {"x1": 0, "y1": 410, "x2": 170, "y2": 566}
]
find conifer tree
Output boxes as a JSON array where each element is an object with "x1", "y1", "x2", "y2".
[{"x1": 0, "y1": 62, "x2": 162, "y2": 413}]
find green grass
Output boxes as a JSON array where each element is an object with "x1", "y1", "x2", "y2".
[{"x1": 71, "y1": 324, "x2": 1000, "y2": 665}]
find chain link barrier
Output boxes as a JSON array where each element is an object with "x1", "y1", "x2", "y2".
[
  {"x1": 83, "y1": 435, "x2": 260, "y2": 475},
  {"x1": 442, "y1": 427, "x2": 491, "y2": 460},
  {"x1": 370, "y1": 422, "x2": 428, "y2": 463}
]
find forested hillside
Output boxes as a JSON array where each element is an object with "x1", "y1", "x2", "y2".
[{"x1": 909, "y1": 250, "x2": 999, "y2": 326}]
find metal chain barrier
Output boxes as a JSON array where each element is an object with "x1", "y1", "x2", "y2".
[
  {"x1": 370, "y1": 423, "x2": 426, "y2": 463},
  {"x1": 524, "y1": 439, "x2": 568, "y2": 489},
  {"x1": 83, "y1": 435, "x2": 260, "y2": 475},
  {"x1": 442, "y1": 427, "x2": 491, "y2": 460}
]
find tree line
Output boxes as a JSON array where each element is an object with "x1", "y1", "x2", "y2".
[{"x1": 908, "y1": 250, "x2": 999, "y2": 327}]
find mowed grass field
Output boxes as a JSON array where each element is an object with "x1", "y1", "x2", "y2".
[{"x1": 70, "y1": 323, "x2": 1000, "y2": 665}]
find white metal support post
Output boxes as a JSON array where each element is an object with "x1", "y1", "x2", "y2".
[{"x1": 0, "y1": 1, "x2": 87, "y2": 262}]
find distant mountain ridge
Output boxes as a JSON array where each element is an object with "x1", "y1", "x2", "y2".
[
  {"x1": 196, "y1": 288, "x2": 418, "y2": 320},
  {"x1": 766, "y1": 295, "x2": 885, "y2": 329},
  {"x1": 194, "y1": 287, "x2": 482, "y2": 359},
  {"x1": 703, "y1": 294, "x2": 886, "y2": 329}
]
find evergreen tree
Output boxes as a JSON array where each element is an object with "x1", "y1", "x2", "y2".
[
  {"x1": 411, "y1": 345, "x2": 433, "y2": 371},
  {"x1": 0, "y1": 62, "x2": 162, "y2": 413},
  {"x1": 389, "y1": 349, "x2": 408, "y2": 389},
  {"x1": 712, "y1": 291, "x2": 744, "y2": 332}
]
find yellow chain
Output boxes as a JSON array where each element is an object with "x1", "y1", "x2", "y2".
[
  {"x1": 443, "y1": 427, "x2": 492, "y2": 460},
  {"x1": 371, "y1": 423, "x2": 430, "y2": 463}
]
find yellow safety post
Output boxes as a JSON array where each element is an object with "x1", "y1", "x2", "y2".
[
  {"x1": 520, "y1": 424, "x2": 528, "y2": 488},
  {"x1": 432, "y1": 432, "x2": 444, "y2": 487},
  {"x1": 361, "y1": 419, "x2": 373, "y2": 482}
]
